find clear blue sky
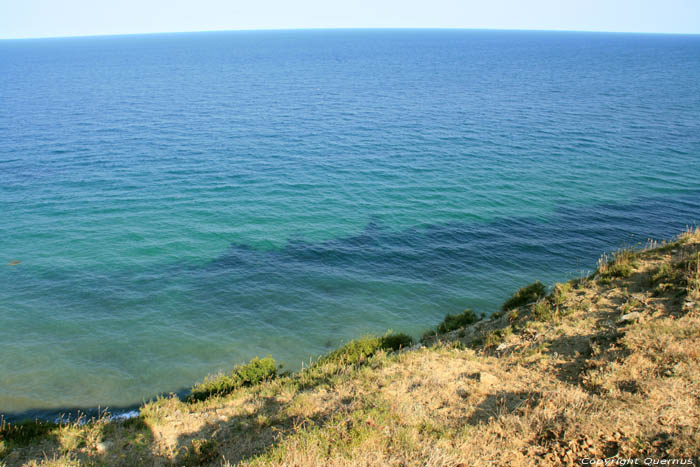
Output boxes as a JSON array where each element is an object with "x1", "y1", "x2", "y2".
[{"x1": 2, "y1": 0, "x2": 699, "y2": 39}]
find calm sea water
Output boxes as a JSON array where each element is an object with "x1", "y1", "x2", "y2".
[{"x1": 1, "y1": 29, "x2": 699, "y2": 418}]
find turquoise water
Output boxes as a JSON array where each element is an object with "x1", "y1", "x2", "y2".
[{"x1": 1, "y1": 29, "x2": 699, "y2": 418}]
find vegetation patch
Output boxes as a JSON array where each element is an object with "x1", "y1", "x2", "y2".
[
  {"x1": 188, "y1": 356, "x2": 277, "y2": 402},
  {"x1": 182, "y1": 438, "x2": 219, "y2": 465},
  {"x1": 531, "y1": 299, "x2": 554, "y2": 321},
  {"x1": 550, "y1": 282, "x2": 571, "y2": 307},
  {"x1": 315, "y1": 332, "x2": 413, "y2": 368},
  {"x1": 436, "y1": 309, "x2": 481, "y2": 334},
  {"x1": 502, "y1": 280, "x2": 546, "y2": 311},
  {"x1": 597, "y1": 249, "x2": 639, "y2": 280},
  {"x1": 0, "y1": 418, "x2": 62, "y2": 461},
  {"x1": 689, "y1": 252, "x2": 700, "y2": 298},
  {"x1": 380, "y1": 332, "x2": 414, "y2": 351},
  {"x1": 0, "y1": 419, "x2": 59, "y2": 448}
]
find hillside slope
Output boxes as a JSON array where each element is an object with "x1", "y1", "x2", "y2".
[{"x1": 2, "y1": 228, "x2": 699, "y2": 466}]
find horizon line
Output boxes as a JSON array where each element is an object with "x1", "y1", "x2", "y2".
[{"x1": 2, "y1": 26, "x2": 700, "y2": 41}]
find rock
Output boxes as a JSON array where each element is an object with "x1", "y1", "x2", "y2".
[
  {"x1": 496, "y1": 342, "x2": 509, "y2": 351},
  {"x1": 96, "y1": 441, "x2": 113, "y2": 454},
  {"x1": 617, "y1": 312, "x2": 642, "y2": 325}
]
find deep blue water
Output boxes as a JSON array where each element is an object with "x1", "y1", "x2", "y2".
[{"x1": 1, "y1": 29, "x2": 699, "y2": 418}]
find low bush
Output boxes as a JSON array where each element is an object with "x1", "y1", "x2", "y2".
[
  {"x1": 316, "y1": 336, "x2": 384, "y2": 367},
  {"x1": 597, "y1": 249, "x2": 639, "y2": 279},
  {"x1": 436, "y1": 309, "x2": 481, "y2": 334},
  {"x1": 188, "y1": 356, "x2": 277, "y2": 402},
  {"x1": 532, "y1": 299, "x2": 554, "y2": 322},
  {"x1": 551, "y1": 282, "x2": 572, "y2": 307},
  {"x1": 502, "y1": 281, "x2": 546, "y2": 311},
  {"x1": 651, "y1": 263, "x2": 673, "y2": 283},
  {"x1": 0, "y1": 419, "x2": 59, "y2": 447},
  {"x1": 380, "y1": 332, "x2": 414, "y2": 351},
  {"x1": 316, "y1": 332, "x2": 413, "y2": 367}
]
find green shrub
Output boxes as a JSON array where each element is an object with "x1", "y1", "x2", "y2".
[
  {"x1": 0, "y1": 418, "x2": 60, "y2": 458},
  {"x1": 316, "y1": 332, "x2": 413, "y2": 368},
  {"x1": 0, "y1": 419, "x2": 59, "y2": 447},
  {"x1": 235, "y1": 356, "x2": 277, "y2": 386},
  {"x1": 436, "y1": 309, "x2": 480, "y2": 334},
  {"x1": 380, "y1": 332, "x2": 414, "y2": 351},
  {"x1": 189, "y1": 375, "x2": 234, "y2": 403},
  {"x1": 532, "y1": 299, "x2": 554, "y2": 322},
  {"x1": 316, "y1": 336, "x2": 384, "y2": 367},
  {"x1": 597, "y1": 249, "x2": 639, "y2": 279},
  {"x1": 551, "y1": 282, "x2": 572, "y2": 307},
  {"x1": 650, "y1": 260, "x2": 690, "y2": 287},
  {"x1": 651, "y1": 263, "x2": 672, "y2": 283},
  {"x1": 188, "y1": 356, "x2": 277, "y2": 402},
  {"x1": 608, "y1": 262, "x2": 634, "y2": 278},
  {"x1": 502, "y1": 281, "x2": 546, "y2": 311}
]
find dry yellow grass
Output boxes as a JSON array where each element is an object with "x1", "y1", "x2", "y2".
[{"x1": 2, "y1": 228, "x2": 700, "y2": 466}]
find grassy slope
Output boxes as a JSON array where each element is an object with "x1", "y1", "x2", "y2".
[{"x1": 2, "y1": 229, "x2": 699, "y2": 466}]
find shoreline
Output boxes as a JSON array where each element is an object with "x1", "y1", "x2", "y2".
[
  {"x1": 0, "y1": 228, "x2": 700, "y2": 466},
  {"x1": 2, "y1": 228, "x2": 699, "y2": 465},
  {"x1": 1, "y1": 228, "x2": 697, "y2": 424}
]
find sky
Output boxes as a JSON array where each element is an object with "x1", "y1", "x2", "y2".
[{"x1": 1, "y1": 0, "x2": 699, "y2": 39}]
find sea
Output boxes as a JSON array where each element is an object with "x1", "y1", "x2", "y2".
[{"x1": 1, "y1": 29, "x2": 699, "y2": 420}]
